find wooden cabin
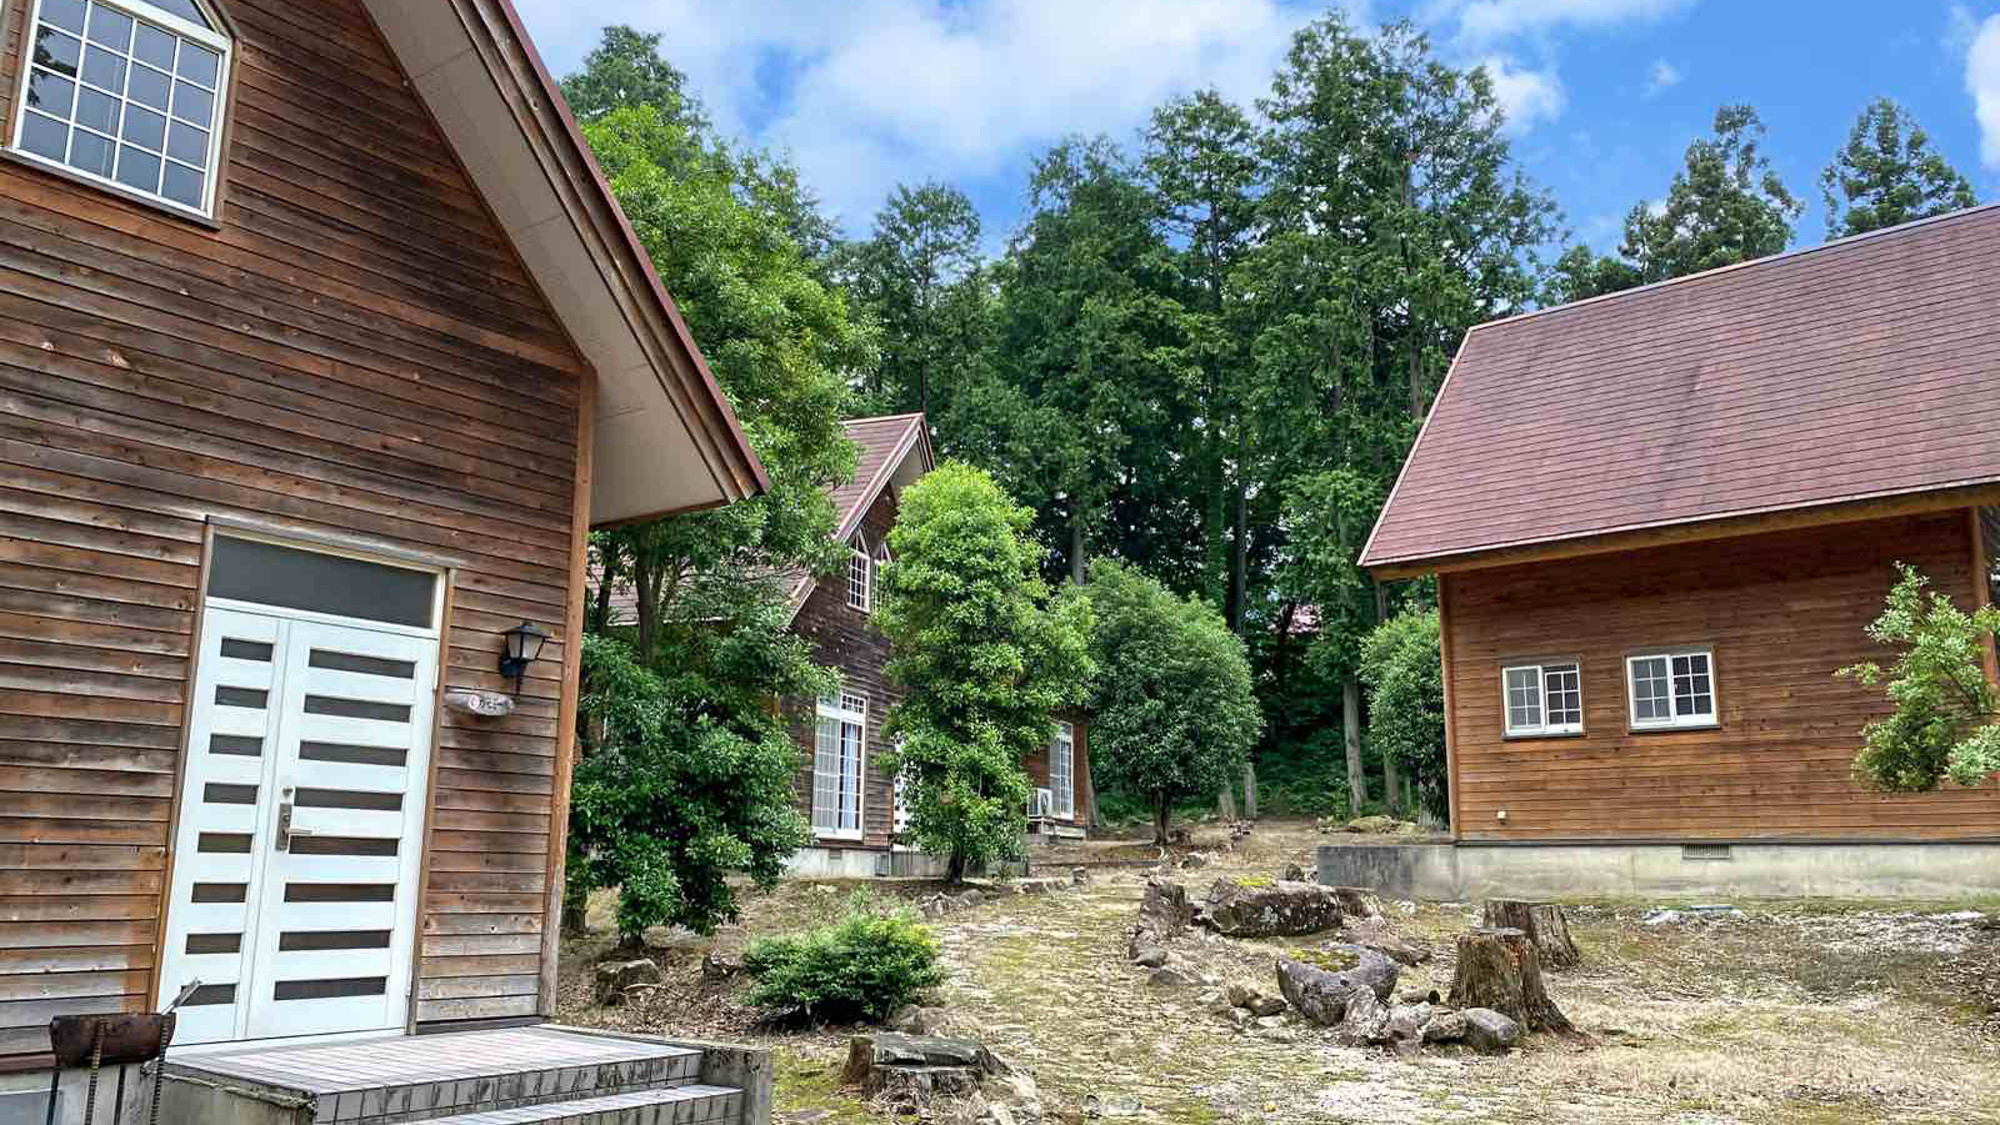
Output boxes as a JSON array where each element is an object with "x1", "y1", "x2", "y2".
[
  {"x1": 780, "y1": 414, "x2": 1092, "y2": 878},
  {"x1": 1345, "y1": 205, "x2": 2000, "y2": 899},
  {"x1": 0, "y1": 0, "x2": 767, "y2": 1088}
]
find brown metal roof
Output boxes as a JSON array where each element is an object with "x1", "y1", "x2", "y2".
[{"x1": 1361, "y1": 203, "x2": 2000, "y2": 573}]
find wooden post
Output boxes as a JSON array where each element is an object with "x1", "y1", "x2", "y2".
[{"x1": 540, "y1": 371, "x2": 596, "y2": 1016}]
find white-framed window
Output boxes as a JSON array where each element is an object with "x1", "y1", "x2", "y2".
[
  {"x1": 813, "y1": 692, "x2": 866, "y2": 839},
  {"x1": 10, "y1": 0, "x2": 232, "y2": 219},
  {"x1": 1049, "y1": 720, "x2": 1075, "y2": 819},
  {"x1": 1502, "y1": 662, "x2": 1583, "y2": 737},
  {"x1": 1626, "y1": 648, "x2": 1717, "y2": 729},
  {"x1": 846, "y1": 535, "x2": 871, "y2": 612}
]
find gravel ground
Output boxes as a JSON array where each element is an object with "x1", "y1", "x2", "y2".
[{"x1": 556, "y1": 821, "x2": 2000, "y2": 1124}]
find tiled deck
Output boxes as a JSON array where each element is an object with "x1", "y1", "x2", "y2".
[{"x1": 163, "y1": 1026, "x2": 712, "y2": 1123}]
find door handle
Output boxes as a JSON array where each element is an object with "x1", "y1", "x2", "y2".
[{"x1": 275, "y1": 803, "x2": 314, "y2": 851}]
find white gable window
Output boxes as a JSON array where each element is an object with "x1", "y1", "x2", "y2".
[
  {"x1": 813, "y1": 692, "x2": 866, "y2": 839},
  {"x1": 11, "y1": 0, "x2": 231, "y2": 219},
  {"x1": 1627, "y1": 648, "x2": 1717, "y2": 729},
  {"x1": 846, "y1": 535, "x2": 871, "y2": 612},
  {"x1": 1049, "y1": 721, "x2": 1075, "y2": 819},
  {"x1": 1502, "y1": 662, "x2": 1582, "y2": 737}
]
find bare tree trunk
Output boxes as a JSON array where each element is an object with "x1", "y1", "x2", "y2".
[
  {"x1": 633, "y1": 560, "x2": 657, "y2": 665},
  {"x1": 1343, "y1": 678, "x2": 1367, "y2": 815},
  {"x1": 1242, "y1": 760, "x2": 1258, "y2": 819},
  {"x1": 1071, "y1": 515, "x2": 1086, "y2": 587},
  {"x1": 1153, "y1": 797, "x2": 1171, "y2": 847},
  {"x1": 1448, "y1": 927, "x2": 1574, "y2": 1034},
  {"x1": 1218, "y1": 782, "x2": 1237, "y2": 821},
  {"x1": 1229, "y1": 433, "x2": 1249, "y2": 633},
  {"x1": 1480, "y1": 901, "x2": 1581, "y2": 970},
  {"x1": 1382, "y1": 748, "x2": 1403, "y2": 817}
]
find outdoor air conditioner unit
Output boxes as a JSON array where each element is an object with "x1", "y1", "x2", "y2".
[{"x1": 1029, "y1": 788, "x2": 1054, "y2": 819}]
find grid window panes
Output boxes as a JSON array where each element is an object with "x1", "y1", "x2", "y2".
[
  {"x1": 1628, "y1": 650, "x2": 1716, "y2": 728},
  {"x1": 813, "y1": 693, "x2": 866, "y2": 837},
  {"x1": 13, "y1": 0, "x2": 227, "y2": 216},
  {"x1": 1050, "y1": 722, "x2": 1075, "y2": 819},
  {"x1": 846, "y1": 539, "x2": 870, "y2": 612},
  {"x1": 1503, "y1": 666, "x2": 1542, "y2": 733},
  {"x1": 1503, "y1": 663, "x2": 1582, "y2": 736}
]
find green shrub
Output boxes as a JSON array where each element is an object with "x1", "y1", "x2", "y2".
[{"x1": 741, "y1": 897, "x2": 945, "y2": 1024}]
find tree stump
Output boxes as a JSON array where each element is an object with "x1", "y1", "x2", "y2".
[
  {"x1": 1480, "y1": 899, "x2": 1581, "y2": 970},
  {"x1": 1446, "y1": 927, "x2": 1572, "y2": 1034}
]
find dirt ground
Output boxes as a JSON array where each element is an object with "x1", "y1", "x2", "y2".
[{"x1": 556, "y1": 820, "x2": 2000, "y2": 1124}]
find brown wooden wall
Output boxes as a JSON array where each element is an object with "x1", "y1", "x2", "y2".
[
  {"x1": 789, "y1": 488, "x2": 902, "y2": 850},
  {"x1": 1022, "y1": 713, "x2": 1089, "y2": 828},
  {"x1": 0, "y1": 0, "x2": 586, "y2": 1060},
  {"x1": 1443, "y1": 510, "x2": 2000, "y2": 841}
]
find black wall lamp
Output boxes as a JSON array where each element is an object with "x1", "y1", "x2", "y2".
[{"x1": 499, "y1": 621, "x2": 550, "y2": 694}]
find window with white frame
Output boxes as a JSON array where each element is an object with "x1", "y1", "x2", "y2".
[
  {"x1": 1049, "y1": 721, "x2": 1075, "y2": 819},
  {"x1": 813, "y1": 692, "x2": 866, "y2": 838},
  {"x1": 846, "y1": 536, "x2": 871, "y2": 612},
  {"x1": 11, "y1": 0, "x2": 231, "y2": 218},
  {"x1": 1502, "y1": 661, "x2": 1583, "y2": 736},
  {"x1": 1626, "y1": 648, "x2": 1716, "y2": 728}
]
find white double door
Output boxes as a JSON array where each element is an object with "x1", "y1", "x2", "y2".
[{"x1": 158, "y1": 605, "x2": 437, "y2": 1045}]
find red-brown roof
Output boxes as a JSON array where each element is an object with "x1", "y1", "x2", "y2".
[
  {"x1": 602, "y1": 414, "x2": 932, "y2": 624},
  {"x1": 1361, "y1": 204, "x2": 2000, "y2": 573}
]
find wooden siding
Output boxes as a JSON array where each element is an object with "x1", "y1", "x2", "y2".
[
  {"x1": 789, "y1": 488, "x2": 901, "y2": 851},
  {"x1": 0, "y1": 0, "x2": 585, "y2": 1060},
  {"x1": 1022, "y1": 714, "x2": 1089, "y2": 828},
  {"x1": 1444, "y1": 511, "x2": 2000, "y2": 841}
]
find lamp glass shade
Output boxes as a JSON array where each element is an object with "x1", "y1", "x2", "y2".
[{"x1": 504, "y1": 621, "x2": 549, "y2": 663}]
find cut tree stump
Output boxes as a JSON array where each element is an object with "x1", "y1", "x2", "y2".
[
  {"x1": 1480, "y1": 899, "x2": 1581, "y2": 970},
  {"x1": 1446, "y1": 927, "x2": 1573, "y2": 1034}
]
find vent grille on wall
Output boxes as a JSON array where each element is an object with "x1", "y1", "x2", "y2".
[{"x1": 1681, "y1": 844, "x2": 1734, "y2": 862}]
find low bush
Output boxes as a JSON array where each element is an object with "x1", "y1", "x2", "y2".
[{"x1": 741, "y1": 895, "x2": 945, "y2": 1024}]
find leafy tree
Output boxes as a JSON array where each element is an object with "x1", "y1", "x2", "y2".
[
  {"x1": 1551, "y1": 105, "x2": 1800, "y2": 303},
  {"x1": 875, "y1": 463, "x2": 1096, "y2": 881},
  {"x1": 1082, "y1": 561, "x2": 1260, "y2": 843},
  {"x1": 1821, "y1": 98, "x2": 1977, "y2": 238},
  {"x1": 840, "y1": 182, "x2": 991, "y2": 423},
  {"x1": 1357, "y1": 608, "x2": 1448, "y2": 823},
  {"x1": 563, "y1": 32, "x2": 873, "y2": 936},
  {"x1": 1839, "y1": 564, "x2": 2000, "y2": 792},
  {"x1": 569, "y1": 632, "x2": 820, "y2": 941}
]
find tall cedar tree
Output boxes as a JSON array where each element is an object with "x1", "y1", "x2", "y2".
[
  {"x1": 1083, "y1": 561, "x2": 1260, "y2": 843},
  {"x1": 1820, "y1": 98, "x2": 1977, "y2": 238},
  {"x1": 1551, "y1": 105, "x2": 1800, "y2": 303},
  {"x1": 840, "y1": 182, "x2": 991, "y2": 425},
  {"x1": 564, "y1": 34, "x2": 875, "y2": 938},
  {"x1": 1249, "y1": 17, "x2": 1554, "y2": 810},
  {"x1": 875, "y1": 464, "x2": 1095, "y2": 882}
]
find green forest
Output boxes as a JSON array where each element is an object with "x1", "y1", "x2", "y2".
[{"x1": 561, "y1": 13, "x2": 1985, "y2": 924}]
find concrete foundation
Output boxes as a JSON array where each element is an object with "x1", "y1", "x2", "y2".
[
  {"x1": 784, "y1": 846, "x2": 1037, "y2": 880},
  {"x1": 1318, "y1": 840, "x2": 2000, "y2": 902},
  {"x1": 0, "y1": 1065, "x2": 161, "y2": 1125}
]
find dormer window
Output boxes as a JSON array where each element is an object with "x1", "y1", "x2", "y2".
[{"x1": 11, "y1": 0, "x2": 231, "y2": 219}]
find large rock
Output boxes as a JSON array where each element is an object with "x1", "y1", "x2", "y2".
[
  {"x1": 1334, "y1": 987, "x2": 1391, "y2": 1046},
  {"x1": 1275, "y1": 947, "x2": 1399, "y2": 1027},
  {"x1": 1137, "y1": 878, "x2": 1195, "y2": 939},
  {"x1": 592, "y1": 958, "x2": 661, "y2": 1006},
  {"x1": 1461, "y1": 1008, "x2": 1523, "y2": 1053},
  {"x1": 1224, "y1": 980, "x2": 1286, "y2": 1017},
  {"x1": 1345, "y1": 918, "x2": 1434, "y2": 967},
  {"x1": 1202, "y1": 879, "x2": 1343, "y2": 938},
  {"x1": 1421, "y1": 1010, "x2": 1468, "y2": 1044},
  {"x1": 888, "y1": 1004, "x2": 949, "y2": 1035}
]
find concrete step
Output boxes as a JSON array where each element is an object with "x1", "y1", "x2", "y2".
[{"x1": 418, "y1": 1084, "x2": 744, "y2": 1124}]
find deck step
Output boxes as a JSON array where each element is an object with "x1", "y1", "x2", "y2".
[{"x1": 418, "y1": 1084, "x2": 744, "y2": 1124}]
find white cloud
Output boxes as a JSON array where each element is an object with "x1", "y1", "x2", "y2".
[
  {"x1": 1427, "y1": 0, "x2": 1694, "y2": 46},
  {"x1": 1970, "y1": 12, "x2": 2000, "y2": 170},
  {"x1": 1645, "y1": 59, "x2": 1682, "y2": 95},
  {"x1": 1479, "y1": 57, "x2": 1566, "y2": 136},
  {"x1": 512, "y1": 0, "x2": 1365, "y2": 229},
  {"x1": 1947, "y1": 4, "x2": 1982, "y2": 55}
]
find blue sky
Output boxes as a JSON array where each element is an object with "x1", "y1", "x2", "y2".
[{"x1": 511, "y1": 1, "x2": 2000, "y2": 260}]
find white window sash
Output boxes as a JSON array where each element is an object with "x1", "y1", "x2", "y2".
[
  {"x1": 1502, "y1": 663, "x2": 1582, "y2": 737},
  {"x1": 1050, "y1": 722, "x2": 1074, "y2": 819},
  {"x1": 814, "y1": 693, "x2": 866, "y2": 839},
  {"x1": 9, "y1": 0, "x2": 233, "y2": 219},
  {"x1": 1626, "y1": 649, "x2": 1716, "y2": 729},
  {"x1": 846, "y1": 541, "x2": 871, "y2": 611}
]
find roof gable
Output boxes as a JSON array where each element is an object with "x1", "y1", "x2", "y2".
[
  {"x1": 1362, "y1": 204, "x2": 2000, "y2": 573},
  {"x1": 785, "y1": 414, "x2": 934, "y2": 615}
]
